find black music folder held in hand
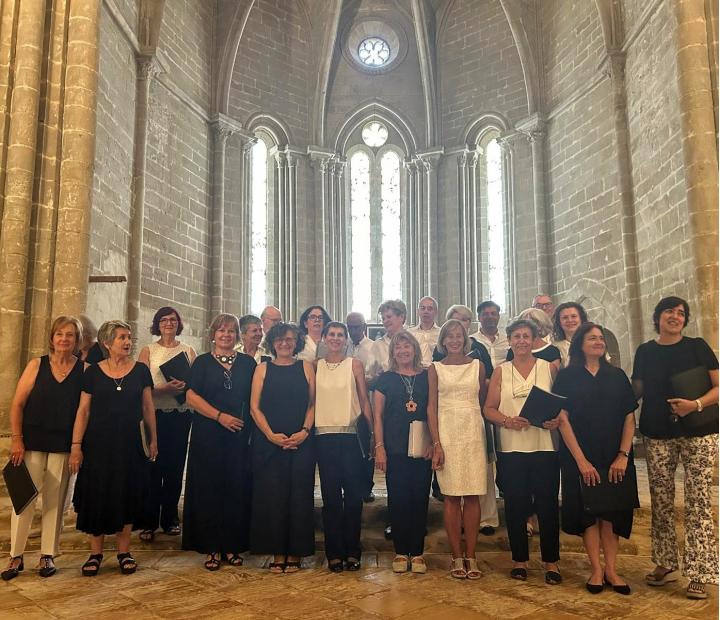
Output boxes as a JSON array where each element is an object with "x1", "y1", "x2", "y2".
[
  {"x1": 670, "y1": 365, "x2": 719, "y2": 433},
  {"x1": 159, "y1": 351, "x2": 192, "y2": 405},
  {"x1": 355, "y1": 414, "x2": 373, "y2": 460},
  {"x1": 520, "y1": 386, "x2": 568, "y2": 427},
  {"x1": 580, "y1": 469, "x2": 639, "y2": 514},
  {"x1": 3, "y1": 460, "x2": 38, "y2": 515}
]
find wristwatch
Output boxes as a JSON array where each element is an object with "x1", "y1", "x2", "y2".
[{"x1": 617, "y1": 450, "x2": 630, "y2": 458}]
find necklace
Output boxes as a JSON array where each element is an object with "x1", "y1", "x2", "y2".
[
  {"x1": 107, "y1": 359, "x2": 128, "y2": 391},
  {"x1": 399, "y1": 373, "x2": 417, "y2": 413},
  {"x1": 325, "y1": 359, "x2": 343, "y2": 371},
  {"x1": 214, "y1": 351, "x2": 237, "y2": 365},
  {"x1": 50, "y1": 357, "x2": 73, "y2": 378}
]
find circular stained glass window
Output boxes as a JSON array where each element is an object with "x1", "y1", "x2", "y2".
[
  {"x1": 361, "y1": 121, "x2": 389, "y2": 147},
  {"x1": 358, "y1": 37, "x2": 391, "y2": 67}
]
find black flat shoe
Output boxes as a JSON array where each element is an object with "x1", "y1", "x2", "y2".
[
  {"x1": 545, "y1": 570, "x2": 562, "y2": 585},
  {"x1": 345, "y1": 558, "x2": 361, "y2": 571},
  {"x1": 81, "y1": 553, "x2": 103, "y2": 577},
  {"x1": 38, "y1": 555, "x2": 57, "y2": 578},
  {"x1": 604, "y1": 575, "x2": 631, "y2": 595},
  {"x1": 510, "y1": 567, "x2": 527, "y2": 581},
  {"x1": 328, "y1": 560, "x2": 343, "y2": 573},
  {"x1": 479, "y1": 526, "x2": 495, "y2": 536},
  {"x1": 586, "y1": 581, "x2": 604, "y2": 594},
  {"x1": 1, "y1": 556, "x2": 23, "y2": 581}
]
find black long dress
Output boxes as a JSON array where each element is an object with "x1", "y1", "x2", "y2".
[
  {"x1": 74, "y1": 363, "x2": 153, "y2": 535},
  {"x1": 182, "y1": 353, "x2": 256, "y2": 554},
  {"x1": 553, "y1": 364, "x2": 639, "y2": 538},
  {"x1": 250, "y1": 360, "x2": 315, "y2": 557}
]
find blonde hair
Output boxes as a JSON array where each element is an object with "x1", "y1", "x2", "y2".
[
  {"x1": 48, "y1": 316, "x2": 83, "y2": 353},
  {"x1": 97, "y1": 320, "x2": 131, "y2": 357},
  {"x1": 208, "y1": 313, "x2": 241, "y2": 345},
  {"x1": 517, "y1": 307, "x2": 553, "y2": 338},
  {"x1": 378, "y1": 299, "x2": 407, "y2": 320},
  {"x1": 388, "y1": 330, "x2": 422, "y2": 372},
  {"x1": 436, "y1": 319, "x2": 471, "y2": 356},
  {"x1": 445, "y1": 304, "x2": 473, "y2": 322}
]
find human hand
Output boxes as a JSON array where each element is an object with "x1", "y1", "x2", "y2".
[
  {"x1": 578, "y1": 459, "x2": 601, "y2": 486},
  {"x1": 218, "y1": 412, "x2": 244, "y2": 433},
  {"x1": 283, "y1": 431, "x2": 307, "y2": 449},
  {"x1": 9, "y1": 437, "x2": 24, "y2": 466},
  {"x1": 505, "y1": 416, "x2": 530, "y2": 431},
  {"x1": 423, "y1": 443, "x2": 434, "y2": 461},
  {"x1": 148, "y1": 441, "x2": 158, "y2": 461},
  {"x1": 542, "y1": 416, "x2": 560, "y2": 430},
  {"x1": 69, "y1": 446, "x2": 83, "y2": 474},
  {"x1": 432, "y1": 444, "x2": 444, "y2": 470},
  {"x1": 374, "y1": 445, "x2": 387, "y2": 472},
  {"x1": 667, "y1": 398, "x2": 697, "y2": 417},
  {"x1": 268, "y1": 432, "x2": 290, "y2": 447},
  {"x1": 162, "y1": 378, "x2": 186, "y2": 395},
  {"x1": 609, "y1": 455, "x2": 628, "y2": 483}
]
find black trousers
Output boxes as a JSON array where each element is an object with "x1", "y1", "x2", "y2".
[
  {"x1": 496, "y1": 451, "x2": 560, "y2": 563},
  {"x1": 317, "y1": 434, "x2": 365, "y2": 561},
  {"x1": 144, "y1": 409, "x2": 191, "y2": 531},
  {"x1": 386, "y1": 454, "x2": 432, "y2": 557}
]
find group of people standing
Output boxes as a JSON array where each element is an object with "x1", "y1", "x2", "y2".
[{"x1": 3, "y1": 294, "x2": 717, "y2": 600}]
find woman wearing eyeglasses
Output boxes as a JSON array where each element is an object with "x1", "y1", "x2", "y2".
[
  {"x1": 250, "y1": 322, "x2": 316, "y2": 573},
  {"x1": 137, "y1": 307, "x2": 196, "y2": 542},
  {"x1": 297, "y1": 305, "x2": 332, "y2": 361},
  {"x1": 182, "y1": 314, "x2": 256, "y2": 571},
  {"x1": 484, "y1": 319, "x2": 562, "y2": 585}
]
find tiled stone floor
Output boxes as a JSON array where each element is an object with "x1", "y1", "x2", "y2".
[{"x1": 0, "y1": 458, "x2": 717, "y2": 619}]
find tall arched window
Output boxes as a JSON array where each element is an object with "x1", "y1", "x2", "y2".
[
  {"x1": 485, "y1": 138, "x2": 506, "y2": 310},
  {"x1": 348, "y1": 135, "x2": 404, "y2": 319},
  {"x1": 250, "y1": 138, "x2": 268, "y2": 314}
]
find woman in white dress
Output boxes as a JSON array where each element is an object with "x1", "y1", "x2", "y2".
[
  {"x1": 428, "y1": 319, "x2": 487, "y2": 579},
  {"x1": 551, "y1": 302, "x2": 588, "y2": 367}
]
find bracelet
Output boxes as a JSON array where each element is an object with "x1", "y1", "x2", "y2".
[
  {"x1": 696, "y1": 399, "x2": 704, "y2": 412},
  {"x1": 11, "y1": 434, "x2": 22, "y2": 438},
  {"x1": 433, "y1": 441, "x2": 441, "y2": 447},
  {"x1": 301, "y1": 426, "x2": 311, "y2": 434},
  {"x1": 72, "y1": 441, "x2": 82, "y2": 445},
  {"x1": 216, "y1": 411, "x2": 223, "y2": 422},
  {"x1": 375, "y1": 442, "x2": 384, "y2": 449},
  {"x1": 617, "y1": 450, "x2": 629, "y2": 458}
]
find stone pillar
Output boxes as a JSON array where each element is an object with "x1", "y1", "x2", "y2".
[
  {"x1": 497, "y1": 136, "x2": 519, "y2": 315},
  {"x1": 236, "y1": 132, "x2": 256, "y2": 313},
  {"x1": 417, "y1": 150, "x2": 442, "y2": 298},
  {"x1": 404, "y1": 159, "x2": 419, "y2": 314},
  {"x1": 309, "y1": 148, "x2": 334, "y2": 310},
  {"x1": 517, "y1": 114, "x2": 551, "y2": 296},
  {"x1": 0, "y1": 0, "x2": 48, "y2": 422},
  {"x1": 126, "y1": 55, "x2": 160, "y2": 338},
  {"x1": 674, "y1": 0, "x2": 719, "y2": 348},
  {"x1": 331, "y1": 159, "x2": 347, "y2": 315},
  {"x1": 456, "y1": 149, "x2": 479, "y2": 307},
  {"x1": 274, "y1": 148, "x2": 298, "y2": 321},
  {"x1": 606, "y1": 51, "x2": 643, "y2": 353}
]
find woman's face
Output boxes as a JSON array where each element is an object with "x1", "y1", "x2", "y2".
[
  {"x1": 304, "y1": 308, "x2": 325, "y2": 336},
  {"x1": 581, "y1": 327, "x2": 606, "y2": 360},
  {"x1": 382, "y1": 310, "x2": 405, "y2": 337},
  {"x1": 449, "y1": 312, "x2": 472, "y2": 334},
  {"x1": 658, "y1": 304, "x2": 686, "y2": 336},
  {"x1": 392, "y1": 339, "x2": 415, "y2": 367},
  {"x1": 242, "y1": 323, "x2": 263, "y2": 349},
  {"x1": 158, "y1": 312, "x2": 179, "y2": 337},
  {"x1": 273, "y1": 330, "x2": 297, "y2": 359},
  {"x1": 52, "y1": 323, "x2": 78, "y2": 354},
  {"x1": 324, "y1": 326, "x2": 347, "y2": 353},
  {"x1": 559, "y1": 308, "x2": 581, "y2": 339},
  {"x1": 443, "y1": 324, "x2": 466, "y2": 355},
  {"x1": 509, "y1": 327, "x2": 533, "y2": 357},
  {"x1": 213, "y1": 323, "x2": 238, "y2": 351},
  {"x1": 107, "y1": 328, "x2": 132, "y2": 359}
]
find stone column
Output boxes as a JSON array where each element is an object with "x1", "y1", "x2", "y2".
[
  {"x1": 497, "y1": 135, "x2": 519, "y2": 315},
  {"x1": 674, "y1": 0, "x2": 719, "y2": 348},
  {"x1": 606, "y1": 50, "x2": 643, "y2": 353},
  {"x1": 417, "y1": 150, "x2": 442, "y2": 297},
  {"x1": 456, "y1": 149, "x2": 479, "y2": 307},
  {"x1": 404, "y1": 159, "x2": 419, "y2": 312},
  {"x1": 331, "y1": 159, "x2": 347, "y2": 315},
  {"x1": 309, "y1": 149, "x2": 334, "y2": 310},
  {"x1": 126, "y1": 55, "x2": 160, "y2": 338},
  {"x1": 0, "y1": 0, "x2": 48, "y2": 421},
  {"x1": 274, "y1": 149, "x2": 298, "y2": 321},
  {"x1": 236, "y1": 132, "x2": 256, "y2": 313},
  {"x1": 517, "y1": 114, "x2": 551, "y2": 296}
]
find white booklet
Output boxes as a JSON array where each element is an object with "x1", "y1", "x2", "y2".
[{"x1": 407, "y1": 420, "x2": 431, "y2": 458}]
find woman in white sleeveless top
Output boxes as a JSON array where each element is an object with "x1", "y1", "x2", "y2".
[
  {"x1": 315, "y1": 321, "x2": 373, "y2": 573},
  {"x1": 137, "y1": 306, "x2": 196, "y2": 541},
  {"x1": 428, "y1": 319, "x2": 487, "y2": 580},
  {"x1": 484, "y1": 319, "x2": 562, "y2": 585}
]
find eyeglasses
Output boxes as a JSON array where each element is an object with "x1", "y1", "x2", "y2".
[
  {"x1": 159, "y1": 318, "x2": 178, "y2": 324},
  {"x1": 308, "y1": 315, "x2": 324, "y2": 322},
  {"x1": 223, "y1": 370, "x2": 232, "y2": 390},
  {"x1": 274, "y1": 337, "x2": 297, "y2": 345}
]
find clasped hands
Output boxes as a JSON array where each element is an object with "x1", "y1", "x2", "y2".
[{"x1": 268, "y1": 430, "x2": 307, "y2": 450}]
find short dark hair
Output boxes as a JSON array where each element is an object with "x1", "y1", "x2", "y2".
[
  {"x1": 151, "y1": 306, "x2": 184, "y2": 336},
  {"x1": 506, "y1": 319, "x2": 538, "y2": 340},
  {"x1": 477, "y1": 300, "x2": 501, "y2": 314},
  {"x1": 568, "y1": 322, "x2": 610, "y2": 368},
  {"x1": 653, "y1": 296, "x2": 690, "y2": 333},
  {"x1": 239, "y1": 314, "x2": 262, "y2": 334},
  {"x1": 321, "y1": 321, "x2": 348, "y2": 339},
  {"x1": 264, "y1": 322, "x2": 304, "y2": 357},
  {"x1": 552, "y1": 302, "x2": 588, "y2": 341},
  {"x1": 298, "y1": 305, "x2": 332, "y2": 335}
]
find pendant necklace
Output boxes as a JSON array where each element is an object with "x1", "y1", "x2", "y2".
[
  {"x1": 325, "y1": 359, "x2": 343, "y2": 371},
  {"x1": 108, "y1": 359, "x2": 126, "y2": 391},
  {"x1": 214, "y1": 351, "x2": 236, "y2": 365},
  {"x1": 400, "y1": 373, "x2": 417, "y2": 413}
]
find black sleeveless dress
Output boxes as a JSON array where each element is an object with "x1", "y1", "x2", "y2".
[
  {"x1": 23, "y1": 355, "x2": 84, "y2": 453},
  {"x1": 73, "y1": 363, "x2": 153, "y2": 535},
  {"x1": 250, "y1": 360, "x2": 315, "y2": 557}
]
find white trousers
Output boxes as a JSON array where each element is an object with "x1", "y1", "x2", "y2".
[
  {"x1": 10, "y1": 450, "x2": 70, "y2": 557},
  {"x1": 479, "y1": 462, "x2": 499, "y2": 527}
]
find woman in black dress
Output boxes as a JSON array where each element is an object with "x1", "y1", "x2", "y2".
[
  {"x1": 183, "y1": 313, "x2": 255, "y2": 571},
  {"x1": 70, "y1": 320, "x2": 157, "y2": 576},
  {"x1": 554, "y1": 323, "x2": 638, "y2": 594},
  {"x1": 250, "y1": 322, "x2": 316, "y2": 573}
]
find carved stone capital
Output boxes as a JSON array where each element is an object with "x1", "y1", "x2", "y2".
[
  {"x1": 417, "y1": 148, "x2": 443, "y2": 172},
  {"x1": 209, "y1": 113, "x2": 246, "y2": 145},
  {"x1": 137, "y1": 55, "x2": 161, "y2": 80},
  {"x1": 605, "y1": 49, "x2": 626, "y2": 82},
  {"x1": 516, "y1": 113, "x2": 546, "y2": 143},
  {"x1": 308, "y1": 147, "x2": 335, "y2": 173}
]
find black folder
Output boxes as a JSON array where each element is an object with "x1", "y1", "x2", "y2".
[
  {"x1": 579, "y1": 468, "x2": 639, "y2": 514},
  {"x1": 159, "y1": 351, "x2": 192, "y2": 405},
  {"x1": 355, "y1": 414, "x2": 373, "y2": 461},
  {"x1": 669, "y1": 366, "x2": 719, "y2": 432},
  {"x1": 520, "y1": 386, "x2": 568, "y2": 427},
  {"x1": 3, "y1": 461, "x2": 38, "y2": 515}
]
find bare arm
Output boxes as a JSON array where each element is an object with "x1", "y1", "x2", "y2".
[
  {"x1": 353, "y1": 358, "x2": 373, "y2": 426},
  {"x1": 608, "y1": 412, "x2": 638, "y2": 483},
  {"x1": 373, "y1": 390, "x2": 387, "y2": 472},
  {"x1": 477, "y1": 360, "x2": 487, "y2": 406},
  {"x1": 285, "y1": 361, "x2": 316, "y2": 449},
  {"x1": 141, "y1": 386, "x2": 158, "y2": 459},
  {"x1": 482, "y1": 367, "x2": 529, "y2": 430},
  {"x1": 668, "y1": 368, "x2": 719, "y2": 416},
  {"x1": 186, "y1": 384, "x2": 244, "y2": 433},
  {"x1": 556, "y1": 409, "x2": 600, "y2": 485},
  {"x1": 68, "y1": 392, "x2": 92, "y2": 475},
  {"x1": 632, "y1": 379, "x2": 643, "y2": 400},
  {"x1": 8, "y1": 358, "x2": 41, "y2": 465},
  {"x1": 427, "y1": 365, "x2": 443, "y2": 470}
]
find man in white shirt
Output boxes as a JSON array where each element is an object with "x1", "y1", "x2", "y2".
[
  {"x1": 346, "y1": 312, "x2": 373, "y2": 368},
  {"x1": 407, "y1": 296, "x2": 440, "y2": 367},
  {"x1": 471, "y1": 301, "x2": 509, "y2": 369}
]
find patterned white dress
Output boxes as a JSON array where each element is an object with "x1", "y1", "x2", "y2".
[{"x1": 435, "y1": 359, "x2": 487, "y2": 496}]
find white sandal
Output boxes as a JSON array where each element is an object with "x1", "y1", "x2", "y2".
[
  {"x1": 410, "y1": 556, "x2": 427, "y2": 574},
  {"x1": 450, "y1": 557, "x2": 467, "y2": 579},
  {"x1": 464, "y1": 557, "x2": 483, "y2": 580},
  {"x1": 392, "y1": 555, "x2": 409, "y2": 573}
]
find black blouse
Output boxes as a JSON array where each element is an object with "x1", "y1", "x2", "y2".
[{"x1": 375, "y1": 370, "x2": 429, "y2": 456}]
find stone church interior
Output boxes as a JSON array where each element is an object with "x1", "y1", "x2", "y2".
[{"x1": 0, "y1": 0, "x2": 717, "y2": 617}]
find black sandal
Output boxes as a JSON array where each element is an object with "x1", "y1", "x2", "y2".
[
  {"x1": 269, "y1": 561, "x2": 285, "y2": 574},
  {"x1": 545, "y1": 570, "x2": 562, "y2": 585},
  {"x1": 345, "y1": 558, "x2": 361, "y2": 571},
  {"x1": 117, "y1": 552, "x2": 137, "y2": 575},
  {"x1": 163, "y1": 524, "x2": 181, "y2": 536},
  {"x1": 81, "y1": 553, "x2": 103, "y2": 577},
  {"x1": 204, "y1": 552, "x2": 221, "y2": 571},
  {"x1": 38, "y1": 555, "x2": 57, "y2": 578},
  {"x1": 1, "y1": 556, "x2": 24, "y2": 581},
  {"x1": 510, "y1": 567, "x2": 527, "y2": 581},
  {"x1": 226, "y1": 554, "x2": 243, "y2": 567},
  {"x1": 284, "y1": 560, "x2": 301, "y2": 573},
  {"x1": 139, "y1": 529, "x2": 155, "y2": 543}
]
